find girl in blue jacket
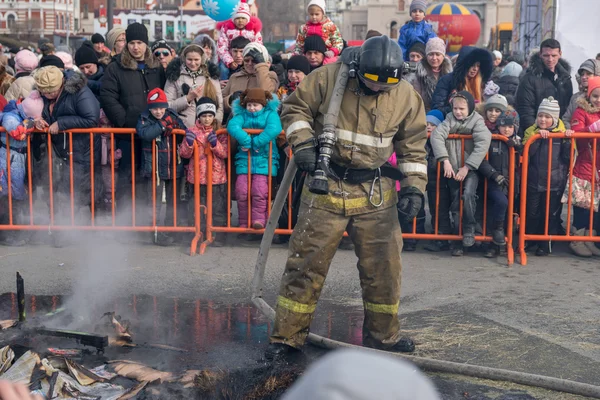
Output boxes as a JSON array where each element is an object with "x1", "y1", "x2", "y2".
[{"x1": 228, "y1": 88, "x2": 282, "y2": 231}]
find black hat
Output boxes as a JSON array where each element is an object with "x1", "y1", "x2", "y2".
[
  {"x1": 91, "y1": 33, "x2": 105, "y2": 44},
  {"x1": 303, "y1": 36, "x2": 327, "y2": 55},
  {"x1": 287, "y1": 55, "x2": 311, "y2": 76},
  {"x1": 39, "y1": 55, "x2": 65, "y2": 70},
  {"x1": 196, "y1": 97, "x2": 217, "y2": 117},
  {"x1": 151, "y1": 39, "x2": 173, "y2": 53},
  {"x1": 9, "y1": 47, "x2": 20, "y2": 54},
  {"x1": 409, "y1": 42, "x2": 426, "y2": 58},
  {"x1": 452, "y1": 91, "x2": 476, "y2": 116},
  {"x1": 126, "y1": 23, "x2": 149, "y2": 45},
  {"x1": 75, "y1": 45, "x2": 99, "y2": 67}
]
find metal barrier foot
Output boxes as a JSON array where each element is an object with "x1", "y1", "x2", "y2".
[
  {"x1": 199, "y1": 238, "x2": 212, "y2": 255},
  {"x1": 190, "y1": 233, "x2": 202, "y2": 256}
]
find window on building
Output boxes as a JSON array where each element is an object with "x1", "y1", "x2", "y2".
[
  {"x1": 398, "y1": 0, "x2": 405, "y2": 11},
  {"x1": 83, "y1": 3, "x2": 88, "y2": 18},
  {"x1": 7, "y1": 14, "x2": 16, "y2": 29},
  {"x1": 351, "y1": 24, "x2": 367, "y2": 41},
  {"x1": 56, "y1": 15, "x2": 59, "y2": 29},
  {"x1": 61, "y1": 15, "x2": 65, "y2": 30},
  {"x1": 390, "y1": 21, "x2": 399, "y2": 39}
]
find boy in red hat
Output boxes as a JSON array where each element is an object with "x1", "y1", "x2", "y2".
[{"x1": 137, "y1": 88, "x2": 188, "y2": 246}]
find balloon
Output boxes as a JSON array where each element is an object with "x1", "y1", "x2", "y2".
[
  {"x1": 201, "y1": 0, "x2": 241, "y2": 22},
  {"x1": 426, "y1": 2, "x2": 481, "y2": 55}
]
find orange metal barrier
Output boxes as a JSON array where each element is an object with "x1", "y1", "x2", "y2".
[
  {"x1": 518, "y1": 132, "x2": 600, "y2": 265},
  {"x1": 0, "y1": 128, "x2": 202, "y2": 255},
  {"x1": 201, "y1": 130, "x2": 517, "y2": 265}
]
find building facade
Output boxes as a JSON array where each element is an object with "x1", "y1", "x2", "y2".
[{"x1": 0, "y1": 0, "x2": 78, "y2": 40}]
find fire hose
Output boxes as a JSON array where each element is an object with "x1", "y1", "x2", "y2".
[{"x1": 250, "y1": 66, "x2": 600, "y2": 399}]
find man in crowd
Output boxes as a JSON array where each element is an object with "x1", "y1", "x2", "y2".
[
  {"x1": 92, "y1": 33, "x2": 109, "y2": 59},
  {"x1": 151, "y1": 39, "x2": 176, "y2": 71},
  {"x1": 303, "y1": 36, "x2": 328, "y2": 71},
  {"x1": 221, "y1": 36, "x2": 251, "y2": 84}
]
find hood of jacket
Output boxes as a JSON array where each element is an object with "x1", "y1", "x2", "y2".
[
  {"x1": 527, "y1": 52, "x2": 572, "y2": 80},
  {"x1": 165, "y1": 57, "x2": 219, "y2": 82},
  {"x1": 63, "y1": 70, "x2": 88, "y2": 95},
  {"x1": 218, "y1": 16, "x2": 263, "y2": 34},
  {"x1": 88, "y1": 65, "x2": 105, "y2": 82},
  {"x1": 576, "y1": 95, "x2": 600, "y2": 114},
  {"x1": 116, "y1": 47, "x2": 160, "y2": 71},
  {"x1": 417, "y1": 57, "x2": 453, "y2": 80},
  {"x1": 192, "y1": 34, "x2": 218, "y2": 64},
  {"x1": 452, "y1": 46, "x2": 493, "y2": 90},
  {"x1": 231, "y1": 95, "x2": 280, "y2": 118}
]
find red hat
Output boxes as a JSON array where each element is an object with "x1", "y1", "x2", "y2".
[
  {"x1": 147, "y1": 88, "x2": 168, "y2": 109},
  {"x1": 588, "y1": 76, "x2": 600, "y2": 98},
  {"x1": 233, "y1": 0, "x2": 251, "y2": 22}
]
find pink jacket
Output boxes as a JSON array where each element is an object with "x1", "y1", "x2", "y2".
[
  {"x1": 178, "y1": 124, "x2": 228, "y2": 185},
  {"x1": 294, "y1": 17, "x2": 343, "y2": 56},
  {"x1": 217, "y1": 17, "x2": 263, "y2": 67},
  {"x1": 388, "y1": 153, "x2": 401, "y2": 192}
]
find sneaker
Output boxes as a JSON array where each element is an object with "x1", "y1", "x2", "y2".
[
  {"x1": 451, "y1": 246, "x2": 463, "y2": 256},
  {"x1": 462, "y1": 225, "x2": 475, "y2": 248},
  {"x1": 484, "y1": 245, "x2": 498, "y2": 258}
]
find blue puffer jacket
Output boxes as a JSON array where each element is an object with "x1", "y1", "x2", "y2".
[
  {"x1": 228, "y1": 96, "x2": 282, "y2": 176},
  {"x1": 398, "y1": 20, "x2": 436, "y2": 58}
]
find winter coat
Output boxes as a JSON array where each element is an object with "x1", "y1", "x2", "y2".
[
  {"x1": 294, "y1": 17, "x2": 343, "y2": 57},
  {"x1": 222, "y1": 64, "x2": 279, "y2": 113},
  {"x1": 217, "y1": 17, "x2": 263, "y2": 67},
  {"x1": 281, "y1": 55, "x2": 428, "y2": 216},
  {"x1": 515, "y1": 52, "x2": 573, "y2": 136},
  {"x1": 99, "y1": 47, "x2": 165, "y2": 132},
  {"x1": 228, "y1": 97, "x2": 281, "y2": 176},
  {"x1": 40, "y1": 71, "x2": 101, "y2": 166},
  {"x1": 405, "y1": 57, "x2": 453, "y2": 112},
  {"x1": 179, "y1": 123, "x2": 228, "y2": 185},
  {"x1": 5, "y1": 74, "x2": 35, "y2": 102},
  {"x1": 431, "y1": 47, "x2": 494, "y2": 116},
  {"x1": 136, "y1": 108, "x2": 185, "y2": 180},
  {"x1": 478, "y1": 136, "x2": 522, "y2": 196},
  {"x1": 0, "y1": 101, "x2": 32, "y2": 150},
  {"x1": 496, "y1": 75, "x2": 519, "y2": 107},
  {"x1": 163, "y1": 57, "x2": 224, "y2": 127},
  {"x1": 570, "y1": 97, "x2": 600, "y2": 183},
  {"x1": 523, "y1": 120, "x2": 571, "y2": 192},
  {"x1": 192, "y1": 34, "x2": 218, "y2": 65},
  {"x1": 430, "y1": 111, "x2": 492, "y2": 171},
  {"x1": 562, "y1": 91, "x2": 586, "y2": 129},
  {"x1": 86, "y1": 65, "x2": 105, "y2": 100},
  {"x1": 398, "y1": 20, "x2": 436, "y2": 59}
]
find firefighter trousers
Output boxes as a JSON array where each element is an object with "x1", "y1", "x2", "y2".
[{"x1": 270, "y1": 201, "x2": 404, "y2": 349}]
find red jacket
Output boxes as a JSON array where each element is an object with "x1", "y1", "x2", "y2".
[
  {"x1": 571, "y1": 98, "x2": 600, "y2": 182},
  {"x1": 178, "y1": 124, "x2": 228, "y2": 185}
]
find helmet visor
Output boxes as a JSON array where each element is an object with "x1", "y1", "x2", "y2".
[{"x1": 358, "y1": 72, "x2": 400, "y2": 92}]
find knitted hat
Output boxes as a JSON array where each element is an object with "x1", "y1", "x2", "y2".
[
  {"x1": 426, "y1": 109, "x2": 444, "y2": 126},
  {"x1": 500, "y1": 61, "x2": 523, "y2": 78},
  {"x1": 410, "y1": 0, "x2": 428, "y2": 13},
  {"x1": 55, "y1": 51, "x2": 73, "y2": 70},
  {"x1": 14, "y1": 50, "x2": 39, "y2": 74},
  {"x1": 578, "y1": 59, "x2": 600, "y2": 76},
  {"x1": 126, "y1": 23, "x2": 149, "y2": 45},
  {"x1": 426, "y1": 37, "x2": 446, "y2": 56},
  {"x1": 196, "y1": 97, "x2": 217, "y2": 117},
  {"x1": 287, "y1": 55, "x2": 311, "y2": 76},
  {"x1": 587, "y1": 76, "x2": 600, "y2": 97},
  {"x1": 498, "y1": 109, "x2": 520, "y2": 132},
  {"x1": 307, "y1": 0, "x2": 326, "y2": 13},
  {"x1": 21, "y1": 90, "x2": 44, "y2": 119},
  {"x1": 33, "y1": 66, "x2": 64, "y2": 94},
  {"x1": 538, "y1": 96, "x2": 560, "y2": 128},
  {"x1": 242, "y1": 88, "x2": 267, "y2": 106},
  {"x1": 409, "y1": 42, "x2": 426, "y2": 58},
  {"x1": 91, "y1": 33, "x2": 105, "y2": 44},
  {"x1": 147, "y1": 88, "x2": 168, "y2": 109},
  {"x1": 106, "y1": 27, "x2": 126, "y2": 51},
  {"x1": 492, "y1": 50, "x2": 503, "y2": 61},
  {"x1": 485, "y1": 94, "x2": 508, "y2": 112},
  {"x1": 452, "y1": 91, "x2": 475, "y2": 116},
  {"x1": 243, "y1": 42, "x2": 270, "y2": 63},
  {"x1": 233, "y1": 0, "x2": 251, "y2": 22},
  {"x1": 303, "y1": 35, "x2": 327, "y2": 55},
  {"x1": 151, "y1": 39, "x2": 173, "y2": 53},
  {"x1": 75, "y1": 45, "x2": 99, "y2": 67},
  {"x1": 39, "y1": 55, "x2": 65, "y2": 70}
]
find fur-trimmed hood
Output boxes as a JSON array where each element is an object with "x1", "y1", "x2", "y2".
[
  {"x1": 217, "y1": 16, "x2": 262, "y2": 34},
  {"x1": 231, "y1": 94, "x2": 279, "y2": 117},
  {"x1": 452, "y1": 46, "x2": 494, "y2": 89},
  {"x1": 526, "y1": 52, "x2": 572, "y2": 79},
  {"x1": 62, "y1": 70, "x2": 88, "y2": 94},
  {"x1": 165, "y1": 56, "x2": 220, "y2": 82},
  {"x1": 116, "y1": 46, "x2": 160, "y2": 71},
  {"x1": 416, "y1": 57, "x2": 453, "y2": 80},
  {"x1": 192, "y1": 34, "x2": 218, "y2": 65},
  {"x1": 576, "y1": 95, "x2": 600, "y2": 114}
]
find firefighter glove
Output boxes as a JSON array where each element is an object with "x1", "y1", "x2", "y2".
[{"x1": 398, "y1": 187, "x2": 423, "y2": 220}]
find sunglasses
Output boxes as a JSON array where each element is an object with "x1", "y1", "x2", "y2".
[{"x1": 154, "y1": 50, "x2": 170, "y2": 57}]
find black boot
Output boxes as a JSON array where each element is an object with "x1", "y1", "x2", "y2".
[
  {"x1": 212, "y1": 233, "x2": 226, "y2": 247},
  {"x1": 484, "y1": 244, "x2": 499, "y2": 258},
  {"x1": 154, "y1": 232, "x2": 175, "y2": 246},
  {"x1": 388, "y1": 337, "x2": 416, "y2": 353},
  {"x1": 492, "y1": 220, "x2": 506, "y2": 246},
  {"x1": 265, "y1": 343, "x2": 299, "y2": 360}
]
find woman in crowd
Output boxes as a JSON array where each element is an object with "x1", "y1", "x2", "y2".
[{"x1": 193, "y1": 34, "x2": 219, "y2": 65}]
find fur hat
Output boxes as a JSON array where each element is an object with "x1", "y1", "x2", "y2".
[
  {"x1": 147, "y1": 88, "x2": 169, "y2": 109},
  {"x1": 538, "y1": 96, "x2": 560, "y2": 129},
  {"x1": 106, "y1": 27, "x2": 126, "y2": 51},
  {"x1": 14, "y1": 50, "x2": 39, "y2": 74},
  {"x1": 233, "y1": 0, "x2": 251, "y2": 22},
  {"x1": 33, "y1": 66, "x2": 64, "y2": 94},
  {"x1": 91, "y1": 33, "x2": 105, "y2": 44},
  {"x1": 56, "y1": 51, "x2": 74, "y2": 70},
  {"x1": 410, "y1": 0, "x2": 428, "y2": 13},
  {"x1": 240, "y1": 88, "x2": 271, "y2": 107},
  {"x1": 498, "y1": 109, "x2": 520, "y2": 132},
  {"x1": 500, "y1": 61, "x2": 523, "y2": 78},
  {"x1": 243, "y1": 42, "x2": 270, "y2": 63},
  {"x1": 307, "y1": 0, "x2": 326, "y2": 13},
  {"x1": 126, "y1": 23, "x2": 149, "y2": 45},
  {"x1": 21, "y1": 90, "x2": 44, "y2": 119},
  {"x1": 75, "y1": 45, "x2": 99, "y2": 67},
  {"x1": 303, "y1": 36, "x2": 327, "y2": 55},
  {"x1": 485, "y1": 94, "x2": 508, "y2": 112},
  {"x1": 452, "y1": 91, "x2": 475, "y2": 116},
  {"x1": 587, "y1": 76, "x2": 600, "y2": 98},
  {"x1": 426, "y1": 109, "x2": 444, "y2": 126},
  {"x1": 426, "y1": 37, "x2": 446, "y2": 56},
  {"x1": 196, "y1": 97, "x2": 217, "y2": 117},
  {"x1": 287, "y1": 55, "x2": 311, "y2": 76}
]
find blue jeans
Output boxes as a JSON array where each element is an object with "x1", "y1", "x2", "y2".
[
  {"x1": 487, "y1": 183, "x2": 508, "y2": 223},
  {"x1": 448, "y1": 170, "x2": 478, "y2": 231}
]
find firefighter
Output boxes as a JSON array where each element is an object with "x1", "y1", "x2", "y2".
[{"x1": 266, "y1": 36, "x2": 428, "y2": 359}]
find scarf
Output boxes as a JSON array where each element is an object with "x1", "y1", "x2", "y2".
[
  {"x1": 185, "y1": 65, "x2": 204, "y2": 85},
  {"x1": 484, "y1": 119, "x2": 498, "y2": 134},
  {"x1": 286, "y1": 81, "x2": 299, "y2": 93}
]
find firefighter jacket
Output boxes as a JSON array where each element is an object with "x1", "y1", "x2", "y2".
[{"x1": 281, "y1": 62, "x2": 428, "y2": 216}]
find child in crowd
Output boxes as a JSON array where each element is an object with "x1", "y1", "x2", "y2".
[
  {"x1": 523, "y1": 97, "x2": 573, "y2": 256},
  {"x1": 423, "y1": 109, "x2": 453, "y2": 252},
  {"x1": 228, "y1": 89, "x2": 281, "y2": 238},
  {"x1": 398, "y1": 0, "x2": 437, "y2": 59},
  {"x1": 137, "y1": 88, "x2": 187, "y2": 246},
  {"x1": 217, "y1": 0, "x2": 262, "y2": 80},
  {"x1": 179, "y1": 97, "x2": 228, "y2": 247},
  {"x1": 431, "y1": 91, "x2": 492, "y2": 256},
  {"x1": 564, "y1": 76, "x2": 600, "y2": 257},
  {"x1": 294, "y1": 0, "x2": 343, "y2": 65},
  {"x1": 482, "y1": 94, "x2": 508, "y2": 134},
  {"x1": 478, "y1": 109, "x2": 522, "y2": 258}
]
